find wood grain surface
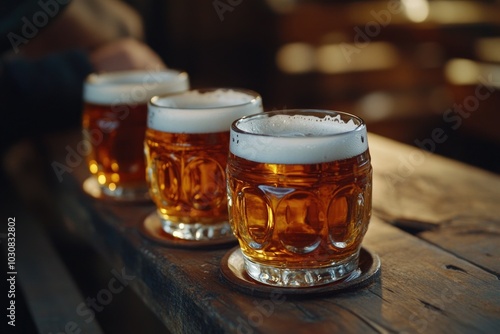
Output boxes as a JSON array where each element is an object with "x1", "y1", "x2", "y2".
[
  {"x1": 38, "y1": 132, "x2": 500, "y2": 333},
  {"x1": 7, "y1": 132, "x2": 500, "y2": 333}
]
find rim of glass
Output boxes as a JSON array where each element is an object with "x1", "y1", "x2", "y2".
[
  {"x1": 85, "y1": 68, "x2": 187, "y2": 86},
  {"x1": 231, "y1": 109, "x2": 366, "y2": 138},
  {"x1": 149, "y1": 87, "x2": 261, "y2": 110}
]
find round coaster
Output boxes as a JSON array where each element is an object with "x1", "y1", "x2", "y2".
[
  {"x1": 139, "y1": 211, "x2": 238, "y2": 249},
  {"x1": 220, "y1": 247, "x2": 381, "y2": 297},
  {"x1": 82, "y1": 177, "x2": 151, "y2": 204}
]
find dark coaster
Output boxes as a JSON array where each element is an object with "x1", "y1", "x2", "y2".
[
  {"x1": 139, "y1": 211, "x2": 238, "y2": 249},
  {"x1": 220, "y1": 247, "x2": 381, "y2": 297},
  {"x1": 82, "y1": 177, "x2": 151, "y2": 204}
]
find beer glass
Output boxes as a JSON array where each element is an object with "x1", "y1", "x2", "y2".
[
  {"x1": 144, "y1": 88, "x2": 263, "y2": 241},
  {"x1": 226, "y1": 110, "x2": 372, "y2": 287},
  {"x1": 82, "y1": 69, "x2": 189, "y2": 201}
]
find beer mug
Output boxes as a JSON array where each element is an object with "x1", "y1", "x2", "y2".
[
  {"x1": 82, "y1": 69, "x2": 189, "y2": 201},
  {"x1": 226, "y1": 110, "x2": 372, "y2": 287},
  {"x1": 144, "y1": 88, "x2": 263, "y2": 241}
]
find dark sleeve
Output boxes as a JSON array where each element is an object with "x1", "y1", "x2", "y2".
[
  {"x1": 0, "y1": 49, "x2": 94, "y2": 151},
  {"x1": 0, "y1": 0, "x2": 72, "y2": 54}
]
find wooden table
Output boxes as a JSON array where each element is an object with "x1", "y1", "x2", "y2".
[{"x1": 6, "y1": 132, "x2": 500, "y2": 333}]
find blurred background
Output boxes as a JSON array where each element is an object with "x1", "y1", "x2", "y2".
[
  {"x1": 2, "y1": 1, "x2": 500, "y2": 333},
  {"x1": 130, "y1": 0, "x2": 500, "y2": 173}
]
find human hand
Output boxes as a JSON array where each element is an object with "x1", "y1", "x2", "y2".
[
  {"x1": 19, "y1": 0, "x2": 144, "y2": 58},
  {"x1": 89, "y1": 38, "x2": 167, "y2": 72}
]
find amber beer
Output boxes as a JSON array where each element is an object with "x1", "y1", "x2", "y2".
[
  {"x1": 145, "y1": 88, "x2": 263, "y2": 240},
  {"x1": 227, "y1": 110, "x2": 372, "y2": 287},
  {"x1": 82, "y1": 70, "x2": 189, "y2": 200}
]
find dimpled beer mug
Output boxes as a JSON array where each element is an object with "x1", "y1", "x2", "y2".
[
  {"x1": 144, "y1": 88, "x2": 263, "y2": 242},
  {"x1": 226, "y1": 110, "x2": 372, "y2": 287},
  {"x1": 82, "y1": 69, "x2": 189, "y2": 201}
]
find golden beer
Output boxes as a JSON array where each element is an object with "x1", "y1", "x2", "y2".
[
  {"x1": 145, "y1": 88, "x2": 263, "y2": 240},
  {"x1": 82, "y1": 70, "x2": 189, "y2": 200},
  {"x1": 227, "y1": 110, "x2": 372, "y2": 286}
]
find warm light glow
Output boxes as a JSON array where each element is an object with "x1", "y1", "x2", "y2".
[
  {"x1": 111, "y1": 162, "x2": 119, "y2": 172},
  {"x1": 108, "y1": 183, "x2": 117, "y2": 191},
  {"x1": 97, "y1": 174, "x2": 107, "y2": 185},
  {"x1": 276, "y1": 43, "x2": 316, "y2": 74},
  {"x1": 475, "y1": 37, "x2": 500, "y2": 63},
  {"x1": 277, "y1": 41, "x2": 400, "y2": 75},
  {"x1": 402, "y1": 0, "x2": 429, "y2": 23},
  {"x1": 357, "y1": 92, "x2": 394, "y2": 122},
  {"x1": 265, "y1": 0, "x2": 297, "y2": 14},
  {"x1": 111, "y1": 173, "x2": 120, "y2": 183},
  {"x1": 315, "y1": 44, "x2": 345, "y2": 73},
  {"x1": 445, "y1": 58, "x2": 500, "y2": 88},
  {"x1": 444, "y1": 59, "x2": 480, "y2": 85},
  {"x1": 316, "y1": 42, "x2": 399, "y2": 74},
  {"x1": 429, "y1": 1, "x2": 483, "y2": 24},
  {"x1": 89, "y1": 161, "x2": 98, "y2": 174}
]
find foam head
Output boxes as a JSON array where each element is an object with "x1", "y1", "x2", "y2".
[
  {"x1": 147, "y1": 88, "x2": 263, "y2": 133},
  {"x1": 83, "y1": 69, "x2": 189, "y2": 105},
  {"x1": 230, "y1": 110, "x2": 368, "y2": 164}
]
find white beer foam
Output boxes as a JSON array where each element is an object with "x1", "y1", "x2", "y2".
[
  {"x1": 84, "y1": 70, "x2": 189, "y2": 105},
  {"x1": 230, "y1": 113, "x2": 368, "y2": 164},
  {"x1": 148, "y1": 89, "x2": 263, "y2": 133}
]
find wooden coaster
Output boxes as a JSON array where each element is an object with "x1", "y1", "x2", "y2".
[
  {"x1": 139, "y1": 211, "x2": 237, "y2": 249},
  {"x1": 220, "y1": 247, "x2": 381, "y2": 297}
]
